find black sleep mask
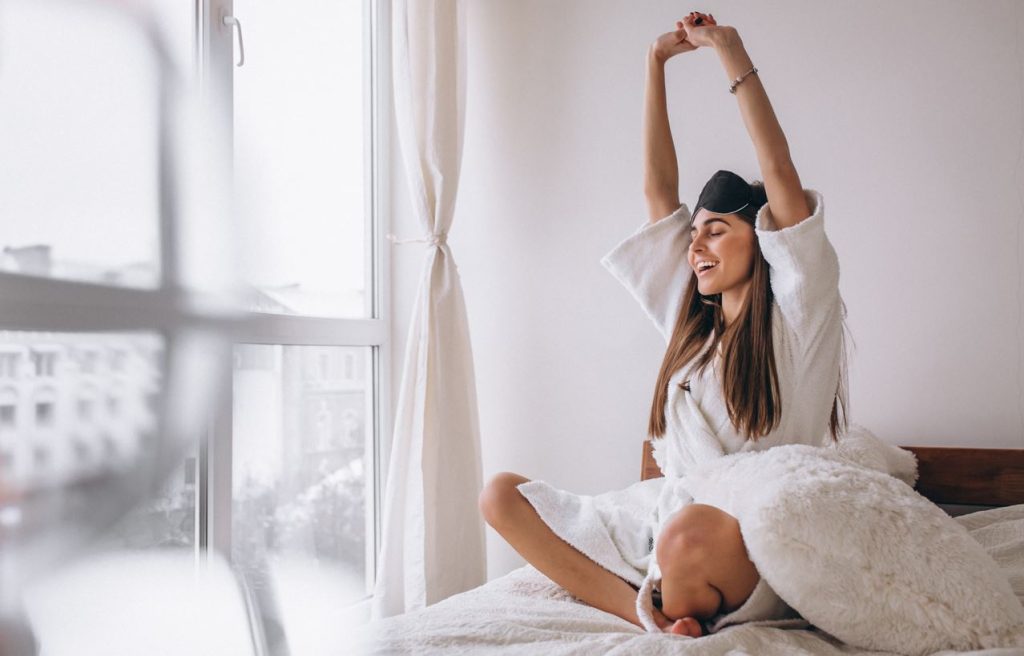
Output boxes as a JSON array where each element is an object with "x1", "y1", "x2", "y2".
[{"x1": 691, "y1": 170, "x2": 766, "y2": 226}]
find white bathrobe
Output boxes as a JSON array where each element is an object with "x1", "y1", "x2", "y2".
[{"x1": 517, "y1": 187, "x2": 846, "y2": 634}]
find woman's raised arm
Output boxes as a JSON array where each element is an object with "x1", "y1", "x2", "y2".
[
  {"x1": 682, "y1": 15, "x2": 811, "y2": 230},
  {"x1": 643, "y1": 21, "x2": 701, "y2": 223},
  {"x1": 643, "y1": 50, "x2": 680, "y2": 222}
]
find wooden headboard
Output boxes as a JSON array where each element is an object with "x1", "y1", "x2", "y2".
[{"x1": 641, "y1": 441, "x2": 1024, "y2": 510}]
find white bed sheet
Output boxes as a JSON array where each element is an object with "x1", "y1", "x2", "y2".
[{"x1": 355, "y1": 504, "x2": 1024, "y2": 655}]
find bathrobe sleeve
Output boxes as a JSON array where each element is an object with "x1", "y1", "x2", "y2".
[
  {"x1": 753, "y1": 188, "x2": 841, "y2": 357},
  {"x1": 599, "y1": 203, "x2": 694, "y2": 343}
]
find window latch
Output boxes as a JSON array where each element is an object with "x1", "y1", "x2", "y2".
[{"x1": 223, "y1": 15, "x2": 245, "y2": 67}]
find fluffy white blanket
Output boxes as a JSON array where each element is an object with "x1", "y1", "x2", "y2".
[
  {"x1": 512, "y1": 424, "x2": 927, "y2": 634},
  {"x1": 354, "y1": 504, "x2": 1024, "y2": 655},
  {"x1": 677, "y1": 444, "x2": 1024, "y2": 653}
]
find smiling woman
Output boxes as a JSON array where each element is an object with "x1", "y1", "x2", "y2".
[
  {"x1": 685, "y1": 171, "x2": 768, "y2": 328},
  {"x1": 483, "y1": 7, "x2": 850, "y2": 640}
]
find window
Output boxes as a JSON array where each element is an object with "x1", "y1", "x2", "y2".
[
  {"x1": 2, "y1": 2, "x2": 392, "y2": 642},
  {"x1": 211, "y1": 0, "x2": 390, "y2": 615},
  {"x1": 32, "y1": 387, "x2": 56, "y2": 429},
  {"x1": 231, "y1": 0, "x2": 370, "y2": 320},
  {"x1": 231, "y1": 346, "x2": 373, "y2": 609},
  {"x1": 35, "y1": 401, "x2": 54, "y2": 428},
  {"x1": 0, "y1": 352, "x2": 21, "y2": 377},
  {"x1": 0, "y1": 405, "x2": 15, "y2": 429},
  {"x1": 0, "y1": 388, "x2": 16, "y2": 429},
  {"x1": 30, "y1": 350, "x2": 57, "y2": 378}
]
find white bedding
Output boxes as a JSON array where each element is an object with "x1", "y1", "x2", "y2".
[{"x1": 354, "y1": 503, "x2": 1024, "y2": 655}]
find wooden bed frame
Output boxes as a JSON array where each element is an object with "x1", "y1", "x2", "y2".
[{"x1": 641, "y1": 441, "x2": 1024, "y2": 512}]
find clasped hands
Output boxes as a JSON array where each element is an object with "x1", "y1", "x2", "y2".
[{"x1": 651, "y1": 11, "x2": 735, "y2": 63}]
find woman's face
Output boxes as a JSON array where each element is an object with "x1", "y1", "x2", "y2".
[{"x1": 688, "y1": 209, "x2": 756, "y2": 296}]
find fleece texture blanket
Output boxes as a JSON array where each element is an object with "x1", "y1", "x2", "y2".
[
  {"x1": 676, "y1": 444, "x2": 1024, "y2": 654},
  {"x1": 354, "y1": 504, "x2": 1024, "y2": 655}
]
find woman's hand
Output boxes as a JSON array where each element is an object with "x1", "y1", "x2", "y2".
[
  {"x1": 650, "y1": 23, "x2": 696, "y2": 63},
  {"x1": 650, "y1": 12, "x2": 720, "y2": 63},
  {"x1": 680, "y1": 12, "x2": 731, "y2": 49}
]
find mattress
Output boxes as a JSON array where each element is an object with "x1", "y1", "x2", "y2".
[{"x1": 353, "y1": 503, "x2": 1024, "y2": 655}]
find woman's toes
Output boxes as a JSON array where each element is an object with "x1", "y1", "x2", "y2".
[{"x1": 668, "y1": 617, "x2": 703, "y2": 637}]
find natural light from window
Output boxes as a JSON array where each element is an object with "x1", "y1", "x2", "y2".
[{"x1": 233, "y1": 0, "x2": 367, "y2": 319}]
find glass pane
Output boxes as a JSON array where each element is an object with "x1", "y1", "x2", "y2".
[
  {"x1": 96, "y1": 453, "x2": 197, "y2": 550},
  {"x1": 0, "y1": 331, "x2": 199, "y2": 558},
  {"x1": 0, "y1": 331, "x2": 163, "y2": 489},
  {"x1": 0, "y1": 1, "x2": 193, "y2": 289},
  {"x1": 233, "y1": 0, "x2": 369, "y2": 318},
  {"x1": 232, "y1": 345, "x2": 371, "y2": 650}
]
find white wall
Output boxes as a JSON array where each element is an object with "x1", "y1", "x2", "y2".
[{"x1": 389, "y1": 0, "x2": 1024, "y2": 581}]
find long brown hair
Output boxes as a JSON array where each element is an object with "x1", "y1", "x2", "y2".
[{"x1": 647, "y1": 193, "x2": 851, "y2": 444}]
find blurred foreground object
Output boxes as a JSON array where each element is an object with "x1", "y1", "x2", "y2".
[
  {"x1": 22, "y1": 551, "x2": 258, "y2": 656},
  {"x1": 0, "y1": 0, "x2": 240, "y2": 652}
]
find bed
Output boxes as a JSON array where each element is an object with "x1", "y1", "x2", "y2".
[{"x1": 354, "y1": 442, "x2": 1024, "y2": 655}]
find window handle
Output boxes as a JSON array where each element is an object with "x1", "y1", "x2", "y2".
[{"x1": 223, "y1": 15, "x2": 245, "y2": 67}]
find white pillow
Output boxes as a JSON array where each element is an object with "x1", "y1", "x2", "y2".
[{"x1": 678, "y1": 443, "x2": 1024, "y2": 655}]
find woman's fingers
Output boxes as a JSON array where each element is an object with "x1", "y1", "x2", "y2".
[{"x1": 682, "y1": 11, "x2": 716, "y2": 25}]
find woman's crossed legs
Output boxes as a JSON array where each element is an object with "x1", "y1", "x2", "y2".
[{"x1": 479, "y1": 472, "x2": 761, "y2": 638}]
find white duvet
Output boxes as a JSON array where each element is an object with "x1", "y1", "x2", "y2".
[{"x1": 354, "y1": 503, "x2": 1024, "y2": 655}]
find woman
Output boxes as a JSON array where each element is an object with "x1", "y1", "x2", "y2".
[{"x1": 479, "y1": 11, "x2": 850, "y2": 639}]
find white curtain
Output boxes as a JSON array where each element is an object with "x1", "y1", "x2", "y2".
[{"x1": 371, "y1": 0, "x2": 486, "y2": 618}]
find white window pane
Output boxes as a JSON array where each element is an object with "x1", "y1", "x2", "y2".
[
  {"x1": 233, "y1": 0, "x2": 368, "y2": 318},
  {"x1": 0, "y1": 2, "x2": 191, "y2": 289},
  {"x1": 232, "y1": 344, "x2": 371, "y2": 647}
]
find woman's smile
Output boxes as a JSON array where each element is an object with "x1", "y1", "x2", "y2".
[{"x1": 696, "y1": 262, "x2": 720, "y2": 276}]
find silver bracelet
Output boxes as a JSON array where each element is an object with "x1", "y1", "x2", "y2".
[{"x1": 729, "y1": 65, "x2": 758, "y2": 94}]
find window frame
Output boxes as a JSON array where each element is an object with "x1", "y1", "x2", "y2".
[{"x1": 198, "y1": 0, "x2": 392, "y2": 596}]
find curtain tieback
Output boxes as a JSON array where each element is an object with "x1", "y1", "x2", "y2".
[{"x1": 386, "y1": 231, "x2": 448, "y2": 247}]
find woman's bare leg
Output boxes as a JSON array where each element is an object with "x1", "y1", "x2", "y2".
[
  {"x1": 656, "y1": 503, "x2": 761, "y2": 624},
  {"x1": 480, "y1": 472, "x2": 674, "y2": 629}
]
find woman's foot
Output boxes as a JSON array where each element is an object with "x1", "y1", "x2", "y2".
[
  {"x1": 668, "y1": 617, "x2": 704, "y2": 638},
  {"x1": 652, "y1": 608, "x2": 704, "y2": 637}
]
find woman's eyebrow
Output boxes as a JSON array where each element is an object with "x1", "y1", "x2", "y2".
[{"x1": 690, "y1": 218, "x2": 730, "y2": 233}]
